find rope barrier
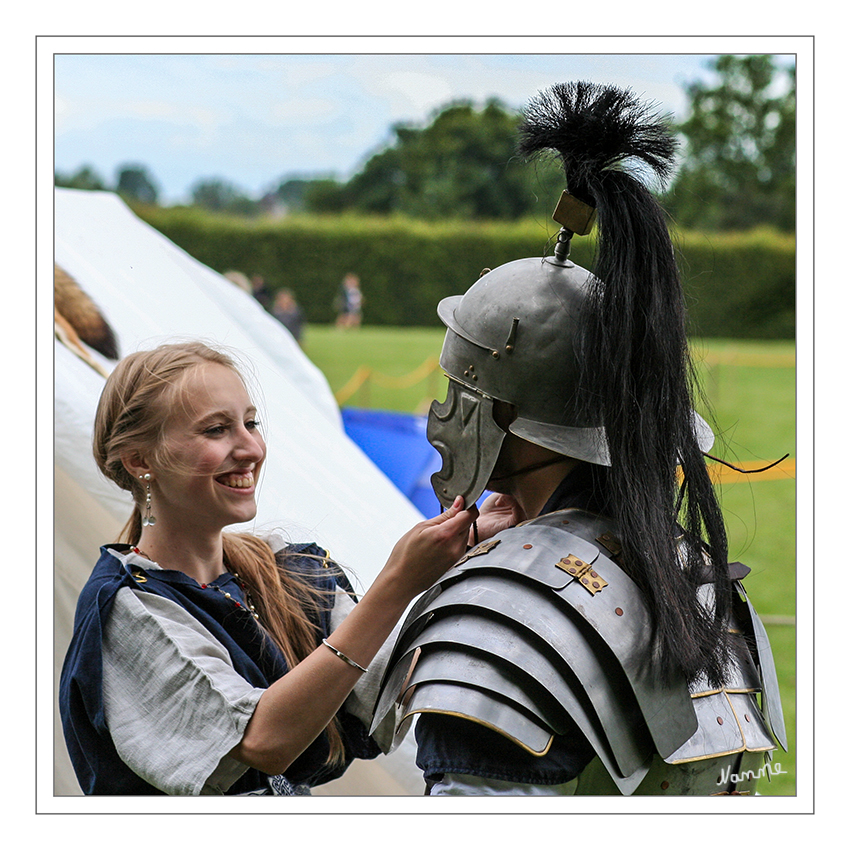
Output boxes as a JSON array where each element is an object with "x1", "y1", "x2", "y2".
[
  {"x1": 334, "y1": 348, "x2": 793, "y2": 405},
  {"x1": 333, "y1": 356, "x2": 795, "y2": 481},
  {"x1": 370, "y1": 356, "x2": 441, "y2": 389},
  {"x1": 697, "y1": 351, "x2": 796, "y2": 368},
  {"x1": 334, "y1": 366, "x2": 372, "y2": 405},
  {"x1": 707, "y1": 457, "x2": 795, "y2": 483},
  {"x1": 334, "y1": 357, "x2": 441, "y2": 405}
]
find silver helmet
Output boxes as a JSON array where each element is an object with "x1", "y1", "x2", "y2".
[
  {"x1": 428, "y1": 250, "x2": 604, "y2": 511},
  {"x1": 427, "y1": 243, "x2": 714, "y2": 510},
  {"x1": 427, "y1": 128, "x2": 713, "y2": 511},
  {"x1": 427, "y1": 180, "x2": 611, "y2": 509}
]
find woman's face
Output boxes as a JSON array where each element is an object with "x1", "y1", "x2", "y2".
[{"x1": 149, "y1": 362, "x2": 266, "y2": 534}]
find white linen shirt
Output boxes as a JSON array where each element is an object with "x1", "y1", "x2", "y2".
[{"x1": 101, "y1": 547, "x2": 395, "y2": 795}]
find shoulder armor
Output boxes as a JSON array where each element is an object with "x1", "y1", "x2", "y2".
[{"x1": 371, "y1": 509, "x2": 784, "y2": 795}]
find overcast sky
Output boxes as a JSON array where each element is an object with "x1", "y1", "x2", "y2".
[{"x1": 52, "y1": 39, "x2": 799, "y2": 205}]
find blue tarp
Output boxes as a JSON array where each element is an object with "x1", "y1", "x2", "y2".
[
  {"x1": 342, "y1": 407, "x2": 495, "y2": 517},
  {"x1": 341, "y1": 408, "x2": 444, "y2": 517}
]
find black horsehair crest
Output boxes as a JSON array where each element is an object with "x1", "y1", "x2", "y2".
[
  {"x1": 517, "y1": 81, "x2": 734, "y2": 688},
  {"x1": 518, "y1": 81, "x2": 677, "y2": 203}
]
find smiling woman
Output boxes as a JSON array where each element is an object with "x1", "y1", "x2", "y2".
[
  {"x1": 58, "y1": 340, "x2": 478, "y2": 795},
  {"x1": 123, "y1": 360, "x2": 268, "y2": 567}
]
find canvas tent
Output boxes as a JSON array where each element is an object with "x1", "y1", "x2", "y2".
[{"x1": 52, "y1": 187, "x2": 427, "y2": 796}]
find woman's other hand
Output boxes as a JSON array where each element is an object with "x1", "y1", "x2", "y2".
[{"x1": 470, "y1": 492, "x2": 525, "y2": 544}]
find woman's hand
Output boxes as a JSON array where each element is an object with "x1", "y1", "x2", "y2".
[
  {"x1": 379, "y1": 496, "x2": 478, "y2": 599},
  {"x1": 235, "y1": 498, "x2": 477, "y2": 776},
  {"x1": 471, "y1": 492, "x2": 526, "y2": 544}
]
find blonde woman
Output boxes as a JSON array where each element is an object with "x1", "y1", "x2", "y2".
[{"x1": 60, "y1": 341, "x2": 476, "y2": 795}]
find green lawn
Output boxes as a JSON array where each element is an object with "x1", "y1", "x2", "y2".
[{"x1": 303, "y1": 325, "x2": 798, "y2": 795}]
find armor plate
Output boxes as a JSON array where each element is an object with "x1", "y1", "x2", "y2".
[{"x1": 372, "y1": 509, "x2": 786, "y2": 795}]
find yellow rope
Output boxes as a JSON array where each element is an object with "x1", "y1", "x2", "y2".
[
  {"x1": 334, "y1": 366, "x2": 372, "y2": 405},
  {"x1": 370, "y1": 356, "x2": 441, "y2": 388},
  {"x1": 697, "y1": 351, "x2": 796, "y2": 368},
  {"x1": 677, "y1": 457, "x2": 796, "y2": 484},
  {"x1": 335, "y1": 357, "x2": 441, "y2": 405},
  {"x1": 708, "y1": 457, "x2": 796, "y2": 483}
]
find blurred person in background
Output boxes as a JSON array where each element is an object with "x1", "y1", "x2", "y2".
[
  {"x1": 335, "y1": 272, "x2": 363, "y2": 329},
  {"x1": 272, "y1": 288, "x2": 304, "y2": 345}
]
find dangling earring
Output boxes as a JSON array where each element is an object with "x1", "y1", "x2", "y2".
[{"x1": 140, "y1": 473, "x2": 156, "y2": 527}]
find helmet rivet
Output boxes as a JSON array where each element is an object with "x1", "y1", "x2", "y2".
[{"x1": 491, "y1": 351, "x2": 500, "y2": 359}]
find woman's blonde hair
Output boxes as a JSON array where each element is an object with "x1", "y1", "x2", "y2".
[{"x1": 93, "y1": 341, "x2": 345, "y2": 764}]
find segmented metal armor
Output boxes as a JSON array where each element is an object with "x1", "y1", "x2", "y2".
[{"x1": 371, "y1": 510, "x2": 786, "y2": 795}]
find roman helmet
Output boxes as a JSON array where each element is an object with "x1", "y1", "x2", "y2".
[
  {"x1": 427, "y1": 82, "x2": 714, "y2": 510},
  {"x1": 427, "y1": 196, "x2": 607, "y2": 510}
]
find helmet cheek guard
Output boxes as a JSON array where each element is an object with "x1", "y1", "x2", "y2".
[{"x1": 427, "y1": 378, "x2": 506, "y2": 510}]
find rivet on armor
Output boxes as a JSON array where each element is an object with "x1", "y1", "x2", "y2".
[
  {"x1": 596, "y1": 531, "x2": 623, "y2": 557},
  {"x1": 716, "y1": 717, "x2": 724, "y2": 725},
  {"x1": 661, "y1": 781, "x2": 670, "y2": 790},
  {"x1": 745, "y1": 714, "x2": 751, "y2": 722},
  {"x1": 523, "y1": 544, "x2": 533, "y2": 549},
  {"x1": 615, "y1": 607, "x2": 624, "y2": 616},
  {"x1": 479, "y1": 268, "x2": 491, "y2": 278}
]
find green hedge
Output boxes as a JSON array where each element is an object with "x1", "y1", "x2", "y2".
[{"x1": 134, "y1": 205, "x2": 795, "y2": 339}]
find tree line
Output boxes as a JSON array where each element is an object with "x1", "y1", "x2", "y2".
[{"x1": 55, "y1": 55, "x2": 795, "y2": 233}]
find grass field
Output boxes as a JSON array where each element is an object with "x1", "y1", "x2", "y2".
[{"x1": 302, "y1": 325, "x2": 798, "y2": 795}]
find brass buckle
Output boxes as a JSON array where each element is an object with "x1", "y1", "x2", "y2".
[{"x1": 556, "y1": 554, "x2": 608, "y2": 595}]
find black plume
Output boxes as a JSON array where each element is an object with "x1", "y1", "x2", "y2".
[
  {"x1": 519, "y1": 81, "x2": 733, "y2": 687},
  {"x1": 518, "y1": 81, "x2": 677, "y2": 205}
]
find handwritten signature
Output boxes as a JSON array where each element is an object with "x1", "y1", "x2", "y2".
[{"x1": 717, "y1": 761, "x2": 788, "y2": 786}]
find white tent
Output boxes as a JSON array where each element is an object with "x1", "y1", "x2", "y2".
[{"x1": 52, "y1": 188, "x2": 426, "y2": 797}]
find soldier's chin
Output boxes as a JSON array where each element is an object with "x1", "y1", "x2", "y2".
[{"x1": 484, "y1": 478, "x2": 510, "y2": 496}]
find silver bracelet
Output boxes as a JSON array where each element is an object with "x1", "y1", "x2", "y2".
[{"x1": 322, "y1": 638, "x2": 369, "y2": 674}]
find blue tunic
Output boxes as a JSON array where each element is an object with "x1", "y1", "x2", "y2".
[{"x1": 59, "y1": 542, "x2": 379, "y2": 795}]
